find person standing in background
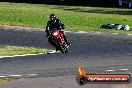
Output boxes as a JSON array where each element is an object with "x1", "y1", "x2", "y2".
[
  {"x1": 119, "y1": 0, "x2": 123, "y2": 7},
  {"x1": 129, "y1": 0, "x2": 132, "y2": 8}
]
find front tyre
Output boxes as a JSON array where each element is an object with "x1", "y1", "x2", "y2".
[
  {"x1": 57, "y1": 38, "x2": 69, "y2": 53},
  {"x1": 60, "y1": 43, "x2": 68, "y2": 53}
]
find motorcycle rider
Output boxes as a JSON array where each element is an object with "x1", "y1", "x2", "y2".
[{"x1": 45, "y1": 14, "x2": 70, "y2": 46}]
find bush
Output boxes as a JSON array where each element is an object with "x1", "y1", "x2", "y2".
[
  {"x1": 1, "y1": 0, "x2": 118, "y2": 7},
  {"x1": 63, "y1": 0, "x2": 117, "y2": 7}
]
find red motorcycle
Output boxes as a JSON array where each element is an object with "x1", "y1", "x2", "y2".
[{"x1": 49, "y1": 28, "x2": 69, "y2": 53}]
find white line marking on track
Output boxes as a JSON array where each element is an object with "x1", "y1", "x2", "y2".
[
  {"x1": 127, "y1": 34, "x2": 132, "y2": 36},
  {"x1": 94, "y1": 32, "x2": 102, "y2": 34},
  {"x1": 79, "y1": 31, "x2": 87, "y2": 33},
  {"x1": 0, "y1": 76, "x2": 7, "y2": 78},
  {"x1": 105, "y1": 69, "x2": 129, "y2": 72},
  {"x1": 0, "y1": 73, "x2": 39, "y2": 78},
  {"x1": 26, "y1": 74, "x2": 38, "y2": 77},
  {"x1": 74, "y1": 31, "x2": 87, "y2": 33},
  {"x1": 0, "y1": 53, "x2": 45, "y2": 58},
  {"x1": 26, "y1": 74, "x2": 38, "y2": 76},
  {"x1": 105, "y1": 70, "x2": 115, "y2": 72},
  {"x1": 8, "y1": 75, "x2": 23, "y2": 77},
  {"x1": 119, "y1": 69, "x2": 129, "y2": 71},
  {"x1": 0, "y1": 56, "x2": 15, "y2": 58}
]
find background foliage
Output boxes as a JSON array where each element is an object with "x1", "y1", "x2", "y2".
[{"x1": 1, "y1": 0, "x2": 117, "y2": 7}]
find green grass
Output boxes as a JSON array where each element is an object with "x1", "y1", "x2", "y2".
[
  {"x1": 0, "y1": 45, "x2": 48, "y2": 56},
  {"x1": 0, "y1": 77, "x2": 19, "y2": 83},
  {"x1": 0, "y1": 2, "x2": 132, "y2": 34}
]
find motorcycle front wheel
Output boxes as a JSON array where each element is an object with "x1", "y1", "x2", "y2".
[{"x1": 59, "y1": 43, "x2": 68, "y2": 53}]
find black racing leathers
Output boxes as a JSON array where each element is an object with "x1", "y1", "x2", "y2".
[
  {"x1": 45, "y1": 19, "x2": 64, "y2": 35},
  {"x1": 45, "y1": 19, "x2": 70, "y2": 46}
]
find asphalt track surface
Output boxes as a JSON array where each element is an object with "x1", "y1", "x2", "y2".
[{"x1": 0, "y1": 27, "x2": 132, "y2": 88}]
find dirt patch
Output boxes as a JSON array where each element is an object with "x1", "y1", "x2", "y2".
[{"x1": 0, "y1": 24, "x2": 41, "y2": 31}]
